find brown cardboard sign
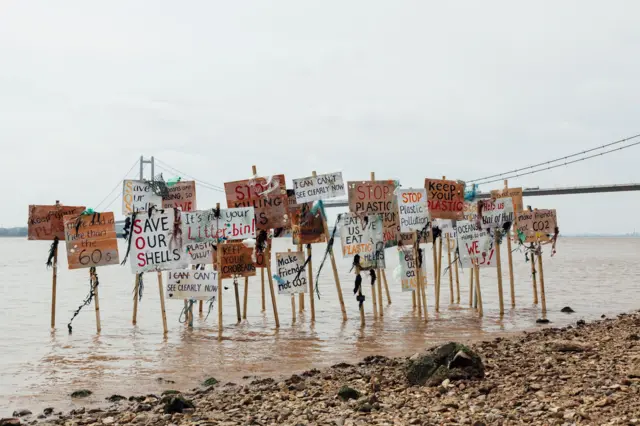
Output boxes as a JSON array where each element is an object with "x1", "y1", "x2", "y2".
[
  {"x1": 28, "y1": 204, "x2": 86, "y2": 240},
  {"x1": 214, "y1": 241, "x2": 257, "y2": 279},
  {"x1": 225, "y1": 174, "x2": 288, "y2": 231},
  {"x1": 424, "y1": 178, "x2": 464, "y2": 220},
  {"x1": 287, "y1": 190, "x2": 326, "y2": 245},
  {"x1": 490, "y1": 187, "x2": 523, "y2": 213},
  {"x1": 63, "y1": 212, "x2": 120, "y2": 269},
  {"x1": 347, "y1": 180, "x2": 400, "y2": 247},
  {"x1": 162, "y1": 181, "x2": 197, "y2": 212},
  {"x1": 515, "y1": 209, "x2": 557, "y2": 243}
]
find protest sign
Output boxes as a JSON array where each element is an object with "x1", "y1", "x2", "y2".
[
  {"x1": 434, "y1": 219, "x2": 456, "y2": 237},
  {"x1": 166, "y1": 269, "x2": 218, "y2": 300},
  {"x1": 480, "y1": 197, "x2": 514, "y2": 229},
  {"x1": 185, "y1": 241, "x2": 215, "y2": 264},
  {"x1": 274, "y1": 252, "x2": 307, "y2": 295},
  {"x1": 292, "y1": 172, "x2": 345, "y2": 203},
  {"x1": 217, "y1": 241, "x2": 256, "y2": 279},
  {"x1": 425, "y1": 178, "x2": 464, "y2": 220},
  {"x1": 340, "y1": 213, "x2": 385, "y2": 269},
  {"x1": 490, "y1": 187, "x2": 523, "y2": 213},
  {"x1": 162, "y1": 181, "x2": 197, "y2": 212},
  {"x1": 462, "y1": 202, "x2": 478, "y2": 221},
  {"x1": 182, "y1": 208, "x2": 255, "y2": 243},
  {"x1": 129, "y1": 210, "x2": 188, "y2": 273},
  {"x1": 287, "y1": 190, "x2": 325, "y2": 244},
  {"x1": 398, "y1": 248, "x2": 425, "y2": 292},
  {"x1": 28, "y1": 204, "x2": 85, "y2": 240},
  {"x1": 254, "y1": 238, "x2": 272, "y2": 268},
  {"x1": 122, "y1": 180, "x2": 162, "y2": 215},
  {"x1": 63, "y1": 212, "x2": 120, "y2": 269},
  {"x1": 515, "y1": 209, "x2": 557, "y2": 243},
  {"x1": 347, "y1": 180, "x2": 399, "y2": 247},
  {"x1": 396, "y1": 188, "x2": 430, "y2": 233},
  {"x1": 456, "y1": 220, "x2": 495, "y2": 269},
  {"x1": 224, "y1": 174, "x2": 288, "y2": 230}
]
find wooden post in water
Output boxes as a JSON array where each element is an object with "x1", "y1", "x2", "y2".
[
  {"x1": 370, "y1": 171, "x2": 381, "y2": 318},
  {"x1": 527, "y1": 207, "x2": 538, "y2": 304},
  {"x1": 242, "y1": 277, "x2": 248, "y2": 320},
  {"x1": 495, "y1": 231, "x2": 505, "y2": 316},
  {"x1": 468, "y1": 266, "x2": 474, "y2": 308},
  {"x1": 454, "y1": 249, "x2": 460, "y2": 304},
  {"x1": 288, "y1": 249, "x2": 296, "y2": 323},
  {"x1": 216, "y1": 202, "x2": 223, "y2": 339},
  {"x1": 91, "y1": 268, "x2": 101, "y2": 333},
  {"x1": 412, "y1": 290, "x2": 416, "y2": 309},
  {"x1": 356, "y1": 262, "x2": 365, "y2": 328},
  {"x1": 413, "y1": 242, "x2": 423, "y2": 319},
  {"x1": 382, "y1": 271, "x2": 391, "y2": 305},
  {"x1": 438, "y1": 235, "x2": 444, "y2": 304},
  {"x1": 233, "y1": 278, "x2": 241, "y2": 323},
  {"x1": 132, "y1": 273, "x2": 139, "y2": 325},
  {"x1": 433, "y1": 242, "x2": 440, "y2": 312},
  {"x1": 261, "y1": 267, "x2": 266, "y2": 312},
  {"x1": 537, "y1": 241, "x2": 547, "y2": 314},
  {"x1": 504, "y1": 180, "x2": 516, "y2": 307},
  {"x1": 158, "y1": 271, "x2": 168, "y2": 334},
  {"x1": 306, "y1": 244, "x2": 316, "y2": 322},
  {"x1": 419, "y1": 249, "x2": 428, "y2": 323},
  {"x1": 474, "y1": 262, "x2": 483, "y2": 317},
  {"x1": 50, "y1": 200, "x2": 60, "y2": 329},
  {"x1": 446, "y1": 234, "x2": 454, "y2": 304}
]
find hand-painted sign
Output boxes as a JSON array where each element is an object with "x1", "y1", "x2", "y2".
[
  {"x1": 274, "y1": 252, "x2": 307, "y2": 295},
  {"x1": 185, "y1": 241, "x2": 215, "y2": 265},
  {"x1": 398, "y1": 247, "x2": 425, "y2": 292},
  {"x1": 224, "y1": 174, "x2": 288, "y2": 231},
  {"x1": 129, "y1": 210, "x2": 188, "y2": 273},
  {"x1": 515, "y1": 209, "x2": 557, "y2": 243},
  {"x1": 456, "y1": 220, "x2": 495, "y2": 269},
  {"x1": 122, "y1": 180, "x2": 162, "y2": 215},
  {"x1": 396, "y1": 188, "x2": 430, "y2": 233},
  {"x1": 347, "y1": 180, "x2": 400, "y2": 247},
  {"x1": 182, "y1": 208, "x2": 255, "y2": 243},
  {"x1": 434, "y1": 219, "x2": 456, "y2": 238},
  {"x1": 462, "y1": 202, "x2": 478, "y2": 221},
  {"x1": 63, "y1": 212, "x2": 120, "y2": 269},
  {"x1": 166, "y1": 269, "x2": 218, "y2": 300},
  {"x1": 480, "y1": 197, "x2": 514, "y2": 230},
  {"x1": 490, "y1": 187, "x2": 523, "y2": 213},
  {"x1": 216, "y1": 241, "x2": 256, "y2": 279},
  {"x1": 162, "y1": 181, "x2": 197, "y2": 212},
  {"x1": 28, "y1": 204, "x2": 86, "y2": 240},
  {"x1": 424, "y1": 178, "x2": 464, "y2": 220},
  {"x1": 292, "y1": 172, "x2": 345, "y2": 203},
  {"x1": 287, "y1": 190, "x2": 326, "y2": 245},
  {"x1": 340, "y1": 213, "x2": 385, "y2": 270}
]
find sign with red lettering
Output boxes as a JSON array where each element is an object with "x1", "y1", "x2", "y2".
[
  {"x1": 425, "y1": 178, "x2": 464, "y2": 220},
  {"x1": 129, "y1": 210, "x2": 188, "y2": 273},
  {"x1": 515, "y1": 209, "x2": 557, "y2": 243},
  {"x1": 490, "y1": 187, "x2": 523, "y2": 214},
  {"x1": 339, "y1": 213, "x2": 385, "y2": 270},
  {"x1": 347, "y1": 180, "x2": 399, "y2": 247},
  {"x1": 63, "y1": 212, "x2": 120, "y2": 269},
  {"x1": 215, "y1": 241, "x2": 256, "y2": 279},
  {"x1": 480, "y1": 197, "x2": 514, "y2": 230},
  {"x1": 287, "y1": 190, "x2": 325, "y2": 245},
  {"x1": 396, "y1": 188, "x2": 430, "y2": 233},
  {"x1": 224, "y1": 175, "x2": 288, "y2": 231},
  {"x1": 28, "y1": 204, "x2": 86, "y2": 240},
  {"x1": 181, "y1": 208, "x2": 255, "y2": 244},
  {"x1": 456, "y1": 220, "x2": 495, "y2": 269},
  {"x1": 162, "y1": 181, "x2": 197, "y2": 212},
  {"x1": 122, "y1": 180, "x2": 162, "y2": 215}
]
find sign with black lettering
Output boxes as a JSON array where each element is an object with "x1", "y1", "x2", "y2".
[
  {"x1": 182, "y1": 208, "x2": 255, "y2": 243},
  {"x1": 339, "y1": 213, "x2": 385, "y2": 270},
  {"x1": 185, "y1": 241, "x2": 215, "y2": 265},
  {"x1": 347, "y1": 180, "x2": 400, "y2": 247},
  {"x1": 217, "y1": 241, "x2": 256, "y2": 279},
  {"x1": 292, "y1": 172, "x2": 345, "y2": 203},
  {"x1": 480, "y1": 197, "x2": 514, "y2": 229},
  {"x1": 398, "y1": 247, "x2": 425, "y2": 292},
  {"x1": 28, "y1": 204, "x2": 85, "y2": 240},
  {"x1": 456, "y1": 220, "x2": 495, "y2": 269},
  {"x1": 63, "y1": 212, "x2": 120, "y2": 269},
  {"x1": 162, "y1": 181, "x2": 197, "y2": 212},
  {"x1": 425, "y1": 178, "x2": 464, "y2": 220},
  {"x1": 166, "y1": 269, "x2": 218, "y2": 300},
  {"x1": 515, "y1": 209, "x2": 557, "y2": 243},
  {"x1": 224, "y1": 175, "x2": 288, "y2": 231},
  {"x1": 274, "y1": 252, "x2": 307, "y2": 295},
  {"x1": 396, "y1": 188, "x2": 430, "y2": 233},
  {"x1": 122, "y1": 180, "x2": 162, "y2": 215},
  {"x1": 129, "y1": 210, "x2": 188, "y2": 273}
]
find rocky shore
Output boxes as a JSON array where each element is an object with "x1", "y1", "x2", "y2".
[{"x1": 4, "y1": 310, "x2": 640, "y2": 425}]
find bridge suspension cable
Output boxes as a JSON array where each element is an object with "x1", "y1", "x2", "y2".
[
  {"x1": 154, "y1": 158, "x2": 225, "y2": 193},
  {"x1": 94, "y1": 159, "x2": 140, "y2": 210}
]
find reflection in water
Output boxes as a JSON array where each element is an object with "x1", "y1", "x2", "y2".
[{"x1": 1, "y1": 237, "x2": 639, "y2": 412}]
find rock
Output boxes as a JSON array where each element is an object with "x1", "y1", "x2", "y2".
[
  {"x1": 577, "y1": 319, "x2": 586, "y2": 327},
  {"x1": 405, "y1": 342, "x2": 485, "y2": 386},
  {"x1": 106, "y1": 395, "x2": 126, "y2": 403},
  {"x1": 536, "y1": 318, "x2": 551, "y2": 324},
  {"x1": 70, "y1": 389, "x2": 92, "y2": 398},
  {"x1": 548, "y1": 341, "x2": 588, "y2": 353},
  {"x1": 129, "y1": 396, "x2": 145, "y2": 403},
  {"x1": 12, "y1": 410, "x2": 31, "y2": 418},
  {"x1": 561, "y1": 306, "x2": 575, "y2": 313},
  {"x1": 332, "y1": 362, "x2": 352, "y2": 369},
  {"x1": 337, "y1": 386, "x2": 361, "y2": 401},
  {"x1": 135, "y1": 404, "x2": 152, "y2": 413},
  {"x1": 627, "y1": 367, "x2": 640, "y2": 379},
  {"x1": 163, "y1": 396, "x2": 195, "y2": 414},
  {"x1": 628, "y1": 334, "x2": 640, "y2": 341},
  {"x1": 43, "y1": 408, "x2": 54, "y2": 417},
  {"x1": 161, "y1": 390, "x2": 181, "y2": 396},
  {"x1": 202, "y1": 377, "x2": 219, "y2": 387},
  {"x1": 0, "y1": 419, "x2": 21, "y2": 426},
  {"x1": 358, "y1": 403, "x2": 372, "y2": 413},
  {"x1": 102, "y1": 417, "x2": 115, "y2": 425}
]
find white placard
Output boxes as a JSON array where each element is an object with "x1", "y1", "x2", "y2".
[
  {"x1": 481, "y1": 197, "x2": 514, "y2": 229},
  {"x1": 122, "y1": 180, "x2": 162, "y2": 215},
  {"x1": 398, "y1": 247, "x2": 425, "y2": 292},
  {"x1": 129, "y1": 210, "x2": 188, "y2": 273},
  {"x1": 434, "y1": 219, "x2": 456, "y2": 238},
  {"x1": 397, "y1": 188, "x2": 430, "y2": 233},
  {"x1": 166, "y1": 269, "x2": 218, "y2": 300},
  {"x1": 274, "y1": 252, "x2": 307, "y2": 295},
  {"x1": 340, "y1": 213, "x2": 385, "y2": 269},
  {"x1": 292, "y1": 172, "x2": 345, "y2": 203},
  {"x1": 456, "y1": 220, "x2": 495, "y2": 269},
  {"x1": 182, "y1": 208, "x2": 255, "y2": 243},
  {"x1": 185, "y1": 241, "x2": 215, "y2": 265}
]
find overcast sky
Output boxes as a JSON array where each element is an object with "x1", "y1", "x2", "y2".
[{"x1": 2, "y1": 1, "x2": 639, "y2": 233}]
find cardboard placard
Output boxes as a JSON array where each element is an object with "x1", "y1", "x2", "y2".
[
  {"x1": 216, "y1": 241, "x2": 257, "y2": 279},
  {"x1": 396, "y1": 188, "x2": 430, "y2": 233},
  {"x1": 287, "y1": 190, "x2": 326, "y2": 245},
  {"x1": 456, "y1": 220, "x2": 495, "y2": 269},
  {"x1": 434, "y1": 219, "x2": 456, "y2": 238},
  {"x1": 292, "y1": 172, "x2": 345, "y2": 203},
  {"x1": 185, "y1": 241, "x2": 215, "y2": 265},
  {"x1": 398, "y1": 247, "x2": 425, "y2": 292},
  {"x1": 254, "y1": 238, "x2": 272, "y2": 268},
  {"x1": 224, "y1": 174, "x2": 288, "y2": 231},
  {"x1": 122, "y1": 180, "x2": 162, "y2": 215},
  {"x1": 425, "y1": 178, "x2": 464, "y2": 220},
  {"x1": 162, "y1": 181, "x2": 197, "y2": 212},
  {"x1": 480, "y1": 197, "x2": 514, "y2": 229},
  {"x1": 347, "y1": 180, "x2": 400, "y2": 247},
  {"x1": 129, "y1": 210, "x2": 188, "y2": 273},
  {"x1": 274, "y1": 252, "x2": 307, "y2": 295},
  {"x1": 182, "y1": 208, "x2": 256, "y2": 243},
  {"x1": 490, "y1": 187, "x2": 523, "y2": 213},
  {"x1": 63, "y1": 212, "x2": 120, "y2": 269},
  {"x1": 339, "y1": 213, "x2": 385, "y2": 270},
  {"x1": 28, "y1": 204, "x2": 86, "y2": 240},
  {"x1": 166, "y1": 269, "x2": 218, "y2": 300},
  {"x1": 515, "y1": 209, "x2": 557, "y2": 243},
  {"x1": 462, "y1": 201, "x2": 478, "y2": 221}
]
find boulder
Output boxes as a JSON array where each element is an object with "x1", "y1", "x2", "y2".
[
  {"x1": 70, "y1": 389, "x2": 92, "y2": 398},
  {"x1": 405, "y1": 342, "x2": 485, "y2": 386},
  {"x1": 561, "y1": 307, "x2": 575, "y2": 313},
  {"x1": 11, "y1": 410, "x2": 31, "y2": 418},
  {"x1": 202, "y1": 377, "x2": 219, "y2": 387},
  {"x1": 105, "y1": 395, "x2": 126, "y2": 403},
  {"x1": 0, "y1": 419, "x2": 21, "y2": 426},
  {"x1": 163, "y1": 396, "x2": 195, "y2": 414},
  {"x1": 337, "y1": 386, "x2": 361, "y2": 401}
]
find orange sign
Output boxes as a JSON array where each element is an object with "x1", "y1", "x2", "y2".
[
  {"x1": 515, "y1": 209, "x2": 557, "y2": 243},
  {"x1": 424, "y1": 179, "x2": 464, "y2": 220},
  {"x1": 490, "y1": 187, "x2": 523, "y2": 213},
  {"x1": 288, "y1": 190, "x2": 326, "y2": 245},
  {"x1": 214, "y1": 241, "x2": 257, "y2": 279},
  {"x1": 347, "y1": 180, "x2": 400, "y2": 247},
  {"x1": 63, "y1": 212, "x2": 120, "y2": 269},
  {"x1": 28, "y1": 204, "x2": 86, "y2": 240},
  {"x1": 224, "y1": 175, "x2": 288, "y2": 231}
]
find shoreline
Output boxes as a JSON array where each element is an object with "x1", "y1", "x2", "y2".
[{"x1": 9, "y1": 310, "x2": 640, "y2": 425}]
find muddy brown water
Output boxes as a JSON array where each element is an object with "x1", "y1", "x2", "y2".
[{"x1": 1, "y1": 237, "x2": 638, "y2": 414}]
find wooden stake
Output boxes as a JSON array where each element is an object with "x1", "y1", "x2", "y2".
[
  {"x1": 288, "y1": 249, "x2": 296, "y2": 323},
  {"x1": 261, "y1": 266, "x2": 266, "y2": 312},
  {"x1": 369, "y1": 171, "x2": 379, "y2": 319},
  {"x1": 418, "y1": 249, "x2": 428, "y2": 322},
  {"x1": 433, "y1": 242, "x2": 440, "y2": 312},
  {"x1": 438, "y1": 236, "x2": 444, "y2": 305},
  {"x1": 329, "y1": 241, "x2": 348, "y2": 321},
  {"x1": 51, "y1": 201, "x2": 60, "y2": 329},
  {"x1": 474, "y1": 263, "x2": 483, "y2": 316},
  {"x1": 382, "y1": 270, "x2": 391, "y2": 304},
  {"x1": 454, "y1": 250, "x2": 460, "y2": 304},
  {"x1": 537, "y1": 242, "x2": 547, "y2": 314},
  {"x1": 414, "y1": 249, "x2": 422, "y2": 319},
  {"x1": 306, "y1": 244, "x2": 316, "y2": 322},
  {"x1": 158, "y1": 271, "x2": 168, "y2": 334},
  {"x1": 356, "y1": 263, "x2": 365, "y2": 328},
  {"x1": 446, "y1": 234, "x2": 454, "y2": 304},
  {"x1": 412, "y1": 289, "x2": 416, "y2": 309},
  {"x1": 91, "y1": 268, "x2": 101, "y2": 333},
  {"x1": 242, "y1": 277, "x2": 248, "y2": 320},
  {"x1": 504, "y1": 180, "x2": 516, "y2": 307},
  {"x1": 132, "y1": 273, "x2": 139, "y2": 325},
  {"x1": 530, "y1": 246, "x2": 538, "y2": 304},
  {"x1": 265, "y1": 244, "x2": 280, "y2": 328},
  {"x1": 216, "y1": 202, "x2": 223, "y2": 339},
  {"x1": 469, "y1": 267, "x2": 474, "y2": 308},
  {"x1": 299, "y1": 293, "x2": 305, "y2": 312},
  {"x1": 495, "y1": 231, "x2": 505, "y2": 316}
]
